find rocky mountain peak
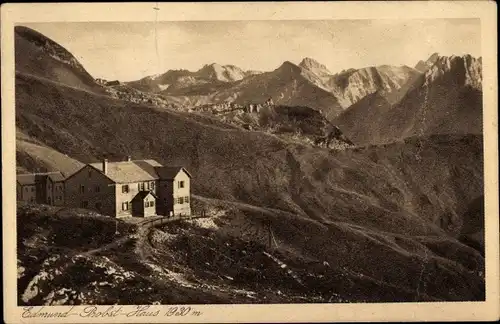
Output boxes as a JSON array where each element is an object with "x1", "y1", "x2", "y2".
[
  {"x1": 423, "y1": 54, "x2": 482, "y2": 90},
  {"x1": 299, "y1": 57, "x2": 332, "y2": 75},
  {"x1": 276, "y1": 61, "x2": 303, "y2": 75},
  {"x1": 415, "y1": 52, "x2": 440, "y2": 73},
  {"x1": 196, "y1": 63, "x2": 247, "y2": 82}
]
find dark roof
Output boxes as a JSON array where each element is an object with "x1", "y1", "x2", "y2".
[
  {"x1": 132, "y1": 190, "x2": 158, "y2": 201},
  {"x1": 154, "y1": 166, "x2": 192, "y2": 180},
  {"x1": 17, "y1": 172, "x2": 65, "y2": 185}
]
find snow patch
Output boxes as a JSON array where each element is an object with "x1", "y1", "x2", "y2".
[
  {"x1": 163, "y1": 269, "x2": 197, "y2": 288},
  {"x1": 18, "y1": 266, "x2": 26, "y2": 279},
  {"x1": 22, "y1": 270, "x2": 51, "y2": 303},
  {"x1": 189, "y1": 217, "x2": 219, "y2": 230}
]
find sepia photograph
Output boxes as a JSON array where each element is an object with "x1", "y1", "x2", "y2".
[{"x1": 2, "y1": 2, "x2": 498, "y2": 323}]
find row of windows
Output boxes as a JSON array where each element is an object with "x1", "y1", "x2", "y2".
[
  {"x1": 79, "y1": 197, "x2": 188, "y2": 212},
  {"x1": 122, "y1": 181, "x2": 156, "y2": 193},
  {"x1": 175, "y1": 196, "x2": 190, "y2": 204},
  {"x1": 78, "y1": 181, "x2": 185, "y2": 195},
  {"x1": 121, "y1": 200, "x2": 156, "y2": 210}
]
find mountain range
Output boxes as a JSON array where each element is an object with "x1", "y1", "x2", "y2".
[
  {"x1": 14, "y1": 25, "x2": 485, "y2": 304},
  {"x1": 334, "y1": 54, "x2": 483, "y2": 145}
]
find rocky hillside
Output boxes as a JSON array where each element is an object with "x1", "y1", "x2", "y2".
[
  {"x1": 193, "y1": 102, "x2": 354, "y2": 149},
  {"x1": 14, "y1": 26, "x2": 105, "y2": 94},
  {"x1": 335, "y1": 54, "x2": 483, "y2": 145}
]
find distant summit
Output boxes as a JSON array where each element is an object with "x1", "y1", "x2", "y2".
[
  {"x1": 423, "y1": 54, "x2": 482, "y2": 90},
  {"x1": 127, "y1": 63, "x2": 258, "y2": 94},
  {"x1": 197, "y1": 63, "x2": 248, "y2": 82},
  {"x1": 414, "y1": 52, "x2": 440, "y2": 73},
  {"x1": 299, "y1": 57, "x2": 332, "y2": 76}
]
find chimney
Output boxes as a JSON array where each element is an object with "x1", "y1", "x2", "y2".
[
  {"x1": 126, "y1": 156, "x2": 132, "y2": 162},
  {"x1": 103, "y1": 159, "x2": 108, "y2": 174}
]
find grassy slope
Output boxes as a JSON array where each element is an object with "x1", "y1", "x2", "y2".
[
  {"x1": 17, "y1": 131, "x2": 84, "y2": 175},
  {"x1": 16, "y1": 73, "x2": 485, "y2": 302},
  {"x1": 15, "y1": 26, "x2": 105, "y2": 94}
]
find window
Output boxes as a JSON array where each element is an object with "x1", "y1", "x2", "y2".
[
  {"x1": 81, "y1": 201, "x2": 88, "y2": 208},
  {"x1": 25, "y1": 187, "x2": 28, "y2": 191},
  {"x1": 178, "y1": 181, "x2": 185, "y2": 189},
  {"x1": 146, "y1": 182, "x2": 150, "y2": 190},
  {"x1": 80, "y1": 185, "x2": 85, "y2": 193},
  {"x1": 88, "y1": 170, "x2": 92, "y2": 178},
  {"x1": 31, "y1": 187, "x2": 35, "y2": 192},
  {"x1": 95, "y1": 185, "x2": 100, "y2": 192},
  {"x1": 149, "y1": 201, "x2": 155, "y2": 207},
  {"x1": 138, "y1": 183, "x2": 145, "y2": 191},
  {"x1": 151, "y1": 182, "x2": 155, "y2": 190},
  {"x1": 144, "y1": 201, "x2": 149, "y2": 208},
  {"x1": 122, "y1": 202, "x2": 129, "y2": 211},
  {"x1": 184, "y1": 196, "x2": 190, "y2": 203},
  {"x1": 122, "y1": 185, "x2": 129, "y2": 193},
  {"x1": 95, "y1": 202, "x2": 102, "y2": 210},
  {"x1": 177, "y1": 197, "x2": 184, "y2": 204}
]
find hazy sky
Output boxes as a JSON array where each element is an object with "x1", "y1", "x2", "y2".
[{"x1": 22, "y1": 19, "x2": 481, "y2": 81}]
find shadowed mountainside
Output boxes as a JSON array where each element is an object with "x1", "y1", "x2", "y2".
[{"x1": 334, "y1": 54, "x2": 482, "y2": 145}]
